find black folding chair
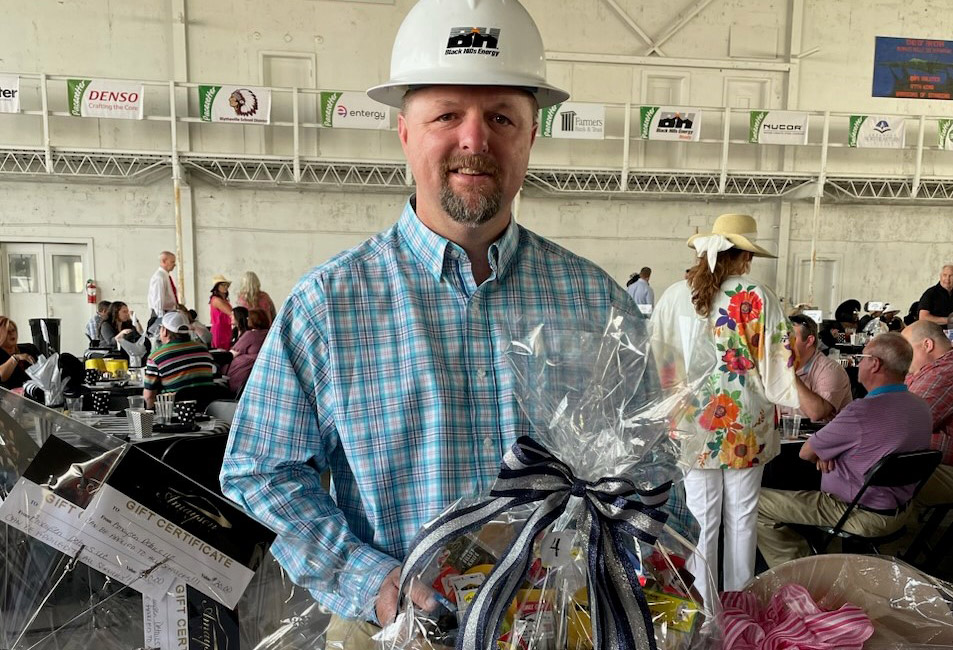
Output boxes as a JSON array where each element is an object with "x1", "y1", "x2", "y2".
[
  {"x1": 902, "y1": 498, "x2": 953, "y2": 572},
  {"x1": 782, "y1": 449, "x2": 942, "y2": 555}
]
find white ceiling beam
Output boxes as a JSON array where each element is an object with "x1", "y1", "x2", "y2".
[
  {"x1": 644, "y1": 0, "x2": 718, "y2": 56},
  {"x1": 546, "y1": 51, "x2": 791, "y2": 72},
  {"x1": 600, "y1": 0, "x2": 664, "y2": 56}
]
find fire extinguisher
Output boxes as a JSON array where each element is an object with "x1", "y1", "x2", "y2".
[{"x1": 85, "y1": 279, "x2": 98, "y2": 304}]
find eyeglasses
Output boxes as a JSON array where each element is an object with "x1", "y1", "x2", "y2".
[{"x1": 855, "y1": 353, "x2": 881, "y2": 363}]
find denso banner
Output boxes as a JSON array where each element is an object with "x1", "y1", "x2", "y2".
[
  {"x1": 749, "y1": 111, "x2": 810, "y2": 145},
  {"x1": 0, "y1": 74, "x2": 20, "y2": 113},
  {"x1": 199, "y1": 85, "x2": 272, "y2": 124},
  {"x1": 67, "y1": 79, "x2": 144, "y2": 119},
  {"x1": 319, "y1": 91, "x2": 390, "y2": 129}
]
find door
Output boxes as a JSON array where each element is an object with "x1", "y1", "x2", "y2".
[
  {"x1": 796, "y1": 257, "x2": 837, "y2": 318},
  {"x1": 2, "y1": 242, "x2": 91, "y2": 356},
  {"x1": 262, "y1": 53, "x2": 318, "y2": 156}
]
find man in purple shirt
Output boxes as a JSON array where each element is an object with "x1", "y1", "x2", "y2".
[{"x1": 757, "y1": 332, "x2": 932, "y2": 567}]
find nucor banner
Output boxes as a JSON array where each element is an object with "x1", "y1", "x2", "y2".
[
  {"x1": 67, "y1": 79, "x2": 144, "y2": 119},
  {"x1": 199, "y1": 85, "x2": 272, "y2": 124},
  {"x1": 749, "y1": 111, "x2": 810, "y2": 144},
  {"x1": 0, "y1": 74, "x2": 20, "y2": 113}
]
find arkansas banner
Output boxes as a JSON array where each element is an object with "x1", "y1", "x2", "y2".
[
  {"x1": 67, "y1": 79, "x2": 144, "y2": 119},
  {"x1": 199, "y1": 85, "x2": 272, "y2": 124}
]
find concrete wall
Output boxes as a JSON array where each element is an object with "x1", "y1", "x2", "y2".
[{"x1": 1, "y1": 0, "x2": 951, "y2": 330}]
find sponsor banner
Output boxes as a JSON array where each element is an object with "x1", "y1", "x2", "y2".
[
  {"x1": 749, "y1": 110, "x2": 810, "y2": 144},
  {"x1": 199, "y1": 85, "x2": 271, "y2": 124},
  {"x1": 0, "y1": 74, "x2": 20, "y2": 113},
  {"x1": 873, "y1": 37, "x2": 953, "y2": 100},
  {"x1": 939, "y1": 119, "x2": 953, "y2": 149},
  {"x1": 639, "y1": 106, "x2": 701, "y2": 141},
  {"x1": 539, "y1": 102, "x2": 605, "y2": 140},
  {"x1": 78, "y1": 446, "x2": 274, "y2": 609},
  {"x1": 319, "y1": 91, "x2": 390, "y2": 129},
  {"x1": 67, "y1": 79, "x2": 144, "y2": 119},
  {"x1": 143, "y1": 580, "x2": 239, "y2": 650},
  {"x1": 848, "y1": 115, "x2": 906, "y2": 148}
]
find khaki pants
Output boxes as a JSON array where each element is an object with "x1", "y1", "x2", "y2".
[
  {"x1": 324, "y1": 615, "x2": 450, "y2": 650},
  {"x1": 916, "y1": 464, "x2": 953, "y2": 507},
  {"x1": 757, "y1": 489, "x2": 908, "y2": 568}
]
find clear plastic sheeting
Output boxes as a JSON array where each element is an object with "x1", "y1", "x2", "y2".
[
  {"x1": 743, "y1": 554, "x2": 953, "y2": 649},
  {"x1": 379, "y1": 309, "x2": 720, "y2": 650},
  {"x1": 2, "y1": 388, "x2": 335, "y2": 650}
]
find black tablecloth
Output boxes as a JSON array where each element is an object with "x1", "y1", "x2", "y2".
[{"x1": 761, "y1": 439, "x2": 821, "y2": 492}]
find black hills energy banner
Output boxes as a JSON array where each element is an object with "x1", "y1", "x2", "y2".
[
  {"x1": 749, "y1": 111, "x2": 809, "y2": 144},
  {"x1": 538, "y1": 102, "x2": 606, "y2": 139},
  {"x1": 639, "y1": 106, "x2": 702, "y2": 141},
  {"x1": 67, "y1": 79, "x2": 144, "y2": 119},
  {"x1": 199, "y1": 85, "x2": 272, "y2": 124}
]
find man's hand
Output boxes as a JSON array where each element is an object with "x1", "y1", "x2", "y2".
[
  {"x1": 816, "y1": 458, "x2": 836, "y2": 473},
  {"x1": 375, "y1": 567, "x2": 438, "y2": 627}
]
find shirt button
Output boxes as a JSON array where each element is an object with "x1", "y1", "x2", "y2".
[
  {"x1": 476, "y1": 368, "x2": 487, "y2": 378},
  {"x1": 483, "y1": 437, "x2": 494, "y2": 449}
]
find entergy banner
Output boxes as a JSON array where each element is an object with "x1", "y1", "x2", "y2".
[
  {"x1": 0, "y1": 74, "x2": 20, "y2": 113},
  {"x1": 319, "y1": 91, "x2": 390, "y2": 129},
  {"x1": 939, "y1": 119, "x2": 953, "y2": 150},
  {"x1": 199, "y1": 85, "x2": 271, "y2": 124},
  {"x1": 539, "y1": 102, "x2": 605, "y2": 139},
  {"x1": 848, "y1": 115, "x2": 906, "y2": 148},
  {"x1": 639, "y1": 106, "x2": 701, "y2": 141},
  {"x1": 67, "y1": 79, "x2": 144, "y2": 119},
  {"x1": 749, "y1": 111, "x2": 809, "y2": 144}
]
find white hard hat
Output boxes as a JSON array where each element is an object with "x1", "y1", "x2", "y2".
[{"x1": 367, "y1": 0, "x2": 569, "y2": 109}]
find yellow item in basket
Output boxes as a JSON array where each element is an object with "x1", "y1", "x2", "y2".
[
  {"x1": 104, "y1": 359, "x2": 128, "y2": 375},
  {"x1": 644, "y1": 588, "x2": 699, "y2": 634},
  {"x1": 85, "y1": 358, "x2": 107, "y2": 371},
  {"x1": 567, "y1": 588, "x2": 593, "y2": 650}
]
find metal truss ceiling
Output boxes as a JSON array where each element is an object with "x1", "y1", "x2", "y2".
[{"x1": 4, "y1": 148, "x2": 953, "y2": 203}]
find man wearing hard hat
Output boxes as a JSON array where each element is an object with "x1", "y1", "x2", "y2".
[{"x1": 221, "y1": 1, "x2": 639, "y2": 646}]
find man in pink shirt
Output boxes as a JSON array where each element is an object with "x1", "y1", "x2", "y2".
[
  {"x1": 903, "y1": 320, "x2": 953, "y2": 506},
  {"x1": 789, "y1": 314, "x2": 853, "y2": 423},
  {"x1": 757, "y1": 333, "x2": 932, "y2": 567}
]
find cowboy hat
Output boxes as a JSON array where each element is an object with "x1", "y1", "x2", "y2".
[
  {"x1": 210, "y1": 274, "x2": 231, "y2": 290},
  {"x1": 686, "y1": 213, "x2": 776, "y2": 258}
]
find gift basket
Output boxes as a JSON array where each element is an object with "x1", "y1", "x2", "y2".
[{"x1": 379, "y1": 309, "x2": 719, "y2": 650}]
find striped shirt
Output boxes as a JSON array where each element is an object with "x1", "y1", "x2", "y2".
[
  {"x1": 906, "y1": 349, "x2": 953, "y2": 465},
  {"x1": 220, "y1": 199, "x2": 640, "y2": 619},
  {"x1": 143, "y1": 340, "x2": 215, "y2": 394}
]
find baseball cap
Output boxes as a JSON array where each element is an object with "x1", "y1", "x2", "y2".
[{"x1": 161, "y1": 311, "x2": 191, "y2": 334}]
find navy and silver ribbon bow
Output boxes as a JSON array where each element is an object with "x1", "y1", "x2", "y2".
[{"x1": 399, "y1": 436, "x2": 671, "y2": 650}]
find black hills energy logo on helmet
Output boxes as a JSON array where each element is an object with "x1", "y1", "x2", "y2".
[{"x1": 445, "y1": 26, "x2": 502, "y2": 57}]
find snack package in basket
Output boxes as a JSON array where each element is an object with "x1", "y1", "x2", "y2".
[{"x1": 378, "y1": 309, "x2": 719, "y2": 650}]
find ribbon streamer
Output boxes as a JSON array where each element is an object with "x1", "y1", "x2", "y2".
[
  {"x1": 398, "y1": 436, "x2": 671, "y2": 650},
  {"x1": 691, "y1": 234, "x2": 734, "y2": 273}
]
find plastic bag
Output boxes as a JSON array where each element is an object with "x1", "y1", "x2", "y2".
[
  {"x1": 24, "y1": 353, "x2": 64, "y2": 407},
  {"x1": 380, "y1": 309, "x2": 719, "y2": 650}
]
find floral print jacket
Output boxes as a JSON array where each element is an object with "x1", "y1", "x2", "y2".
[{"x1": 651, "y1": 275, "x2": 799, "y2": 470}]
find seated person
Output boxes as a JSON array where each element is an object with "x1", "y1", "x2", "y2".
[
  {"x1": 757, "y1": 332, "x2": 932, "y2": 567},
  {"x1": 142, "y1": 312, "x2": 216, "y2": 408},
  {"x1": 0, "y1": 316, "x2": 35, "y2": 390},
  {"x1": 226, "y1": 308, "x2": 269, "y2": 394},
  {"x1": 903, "y1": 321, "x2": 953, "y2": 507},
  {"x1": 175, "y1": 304, "x2": 212, "y2": 347},
  {"x1": 98, "y1": 301, "x2": 144, "y2": 347},
  {"x1": 790, "y1": 314, "x2": 852, "y2": 423},
  {"x1": 230, "y1": 306, "x2": 250, "y2": 347},
  {"x1": 85, "y1": 300, "x2": 110, "y2": 344}
]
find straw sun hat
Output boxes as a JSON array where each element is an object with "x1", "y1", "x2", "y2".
[
  {"x1": 210, "y1": 274, "x2": 231, "y2": 291},
  {"x1": 687, "y1": 213, "x2": 776, "y2": 259}
]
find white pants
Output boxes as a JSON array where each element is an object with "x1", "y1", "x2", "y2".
[{"x1": 683, "y1": 465, "x2": 765, "y2": 608}]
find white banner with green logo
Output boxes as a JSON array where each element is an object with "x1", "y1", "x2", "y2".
[
  {"x1": 0, "y1": 74, "x2": 20, "y2": 113},
  {"x1": 199, "y1": 85, "x2": 271, "y2": 124},
  {"x1": 319, "y1": 91, "x2": 390, "y2": 129},
  {"x1": 749, "y1": 111, "x2": 809, "y2": 144},
  {"x1": 939, "y1": 119, "x2": 953, "y2": 150},
  {"x1": 848, "y1": 115, "x2": 905, "y2": 148},
  {"x1": 67, "y1": 79, "x2": 143, "y2": 119},
  {"x1": 639, "y1": 106, "x2": 701, "y2": 141},
  {"x1": 539, "y1": 102, "x2": 605, "y2": 139}
]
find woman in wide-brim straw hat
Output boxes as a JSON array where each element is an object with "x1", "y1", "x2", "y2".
[
  {"x1": 651, "y1": 213, "x2": 799, "y2": 608},
  {"x1": 209, "y1": 274, "x2": 233, "y2": 350}
]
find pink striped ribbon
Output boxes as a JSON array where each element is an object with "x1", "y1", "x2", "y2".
[{"x1": 720, "y1": 583, "x2": 874, "y2": 649}]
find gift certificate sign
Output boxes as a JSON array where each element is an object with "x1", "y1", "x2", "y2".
[
  {"x1": 143, "y1": 579, "x2": 240, "y2": 650},
  {"x1": 79, "y1": 447, "x2": 274, "y2": 609}
]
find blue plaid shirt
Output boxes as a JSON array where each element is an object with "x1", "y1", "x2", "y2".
[{"x1": 220, "y1": 199, "x2": 637, "y2": 619}]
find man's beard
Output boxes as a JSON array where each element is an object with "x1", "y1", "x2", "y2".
[{"x1": 439, "y1": 155, "x2": 503, "y2": 226}]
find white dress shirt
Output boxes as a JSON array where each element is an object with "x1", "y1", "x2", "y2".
[{"x1": 147, "y1": 267, "x2": 177, "y2": 316}]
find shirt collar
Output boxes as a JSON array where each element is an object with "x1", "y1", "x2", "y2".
[
  {"x1": 796, "y1": 349, "x2": 818, "y2": 377},
  {"x1": 866, "y1": 383, "x2": 907, "y2": 397},
  {"x1": 397, "y1": 196, "x2": 520, "y2": 282}
]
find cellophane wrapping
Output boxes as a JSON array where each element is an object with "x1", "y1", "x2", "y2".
[{"x1": 379, "y1": 309, "x2": 720, "y2": 650}]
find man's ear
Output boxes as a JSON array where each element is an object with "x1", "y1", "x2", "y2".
[{"x1": 924, "y1": 338, "x2": 935, "y2": 354}]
